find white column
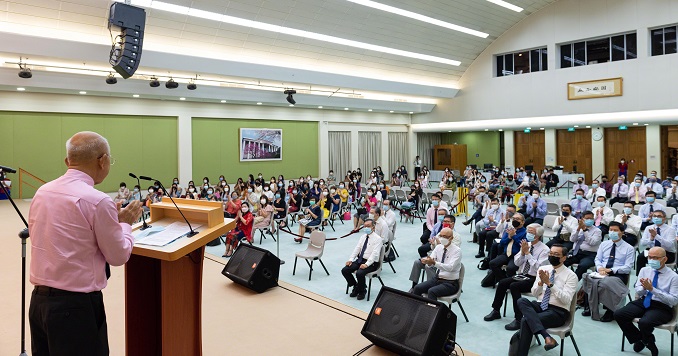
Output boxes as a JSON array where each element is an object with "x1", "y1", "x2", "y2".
[
  {"x1": 646, "y1": 124, "x2": 662, "y2": 175},
  {"x1": 545, "y1": 129, "x2": 557, "y2": 167},
  {"x1": 503, "y1": 130, "x2": 515, "y2": 171},
  {"x1": 177, "y1": 115, "x2": 192, "y2": 185},
  {"x1": 350, "y1": 130, "x2": 360, "y2": 169},
  {"x1": 408, "y1": 125, "x2": 417, "y2": 173},
  {"x1": 318, "y1": 121, "x2": 329, "y2": 177},
  {"x1": 381, "y1": 130, "x2": 389, "y2": 174},
  {"x1": 591, "y1": 127, "x2": 605, "y2": 179}
]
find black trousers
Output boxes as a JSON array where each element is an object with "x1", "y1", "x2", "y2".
[
  {"x1": 414, "y1": 167, "x2": 421, "y2": 178},
  {"x1": 615, "y1": 299, "x2": 673, "y2": 345},
  {"x1": 622, "y1": 233, "x2": 638, "y2": 248},
  {"x1": 469, "y1": 207, "x2": 483, "y2": 224},
  {"x1": 412, "y1": 277, "x2": 459, "y2": 300},
  {"x1": 29, "y1": 286, "x2": 109, "y2": 356},
  {"x1": 565, "y1": 250, "x2": 597, "y2": 280},
  {"x1": 609, "y1": 196, "x2": 627, "y2": 206},
  {"x1": 342, "y1": 261, "x2": 379, "y2": 292},
  {"x1": 637, "y1": 251, "x2": 676, "y2": 275},
  {"x1": 489, "y1": 254, "x2": 518, "y2": 282},
  {"x1": 418, "y1": 242, "x2": 431, "y2": 258},
  {"x1": 545, "y1": 236, "x2": 573, "y2": 251},
  {"x1": 478, "y1": 229, "x2": 499, "y2": 254},
  {"x1": 492, "y1": 276, "x2": 535, "y2": 320},
  {"x1": 524, "y1": 216, "x2": 543, "y2": 226},
  {"x1": 516, "y1": 298, "x2": 569, "y2": 356}
]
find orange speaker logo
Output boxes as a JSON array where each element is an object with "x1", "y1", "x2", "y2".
[
  {"x1": 252, "y1": 263, "x2": 257, "y2": 269},
  {"x1": 374, "y1": 308, "x2": 382, "y2": 315}
]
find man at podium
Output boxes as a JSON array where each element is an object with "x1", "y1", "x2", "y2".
[{"x1": 28, "y1": 131, "x2": 142, "y2": 355}]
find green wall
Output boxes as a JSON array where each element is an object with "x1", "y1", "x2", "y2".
[
  {"x1": 441, "y1": 131, "x2": 501, "y2": 167},
  {"x1": 0, "y1": 112, "x2": 177, "y2": 198},
  {"x1": 192, "y1": 118, "x2": 318, "y2": 182}
]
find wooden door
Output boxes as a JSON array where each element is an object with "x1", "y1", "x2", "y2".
[
  {"x1": 514, "y1": 131, "x2": 545, "y2": 173},
  {"x1": 604, "y1": 127, "x2": 647, "y2": 180},
  {"x1": 556, "y1": 129, "x2": 592, "y2": 179},
  {"x1": 433, "y1": 144, "x2": 467, "y2": 172}
]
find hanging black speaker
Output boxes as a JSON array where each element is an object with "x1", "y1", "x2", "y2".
[
  {"x1": 222, "y1": 244, "x2": 279, "y2": 293},
  {"x1": 108, "y1": 2, "x2": 146, "y2": 79},
  {"x1": 361, "y1": 287, "x2": 457, "y2": 356}
]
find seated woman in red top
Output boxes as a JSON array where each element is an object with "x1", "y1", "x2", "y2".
[{"x1": 223, "y1": 202, "x2": 254, "y2": 258}]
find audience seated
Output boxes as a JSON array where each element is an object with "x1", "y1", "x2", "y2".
[
  {"x1": 614, "y1": 201, "x2": 641, "y2": 247},
  {"x1": 342, "y1": 219, "x2": 382, "y2": 301},
  {"x1": 381, "y1": 199, "x2": 397, "y2": 234},
  {"x1": 273, "y1": 190, "x2": 286, "y2": 228},
  {"x1": 543, "y1": 169, "x2": 559, "y2": 195},
  {"x1": 546, "y1": 204, "x2": 578, "y2": 250},
  {"x1": 586, "y1": 179, "x2": 607, "y2": 203},
  {"x1": 581, "y1": 222, "x2": 634, "y2": 322},
  {"x1": 473, "y1": 198, "x2": 504, "y2": 257},
  {"x1": 592, "y1": 196, "x2": 614, "y2": 237},
  {"x1": 639, "y1": 191, "x2": 665, "y2": 230},
  {"x1": 502, "y1": 175, "x2": 518, "y2": 204},
  {"x1": 114, "y1": 182, "x2": 130, "y2": 206},
  {"x1": 353, "y1": 188, "x2": 378, "y2": 229},
  {"x1": 600, "y1": 175, "x2": 613, "y2": 198},
  {"x1": 636, "y1": 211, "x2": 677, "y2": 275},
  {"x1": 666, "y1": 179, "x2": 678, "y2": 208},
  {"x1": 524, "y1": 189, "x2": 546, "y2": 226},
  {"x1": 419, "y1": 212, "x2": 459, "y2": 258},
  {"x1": 462, "y1": 186, "x2": 491, "y2": 228},
  {"x1": 478, "y1": 204, "x2": 516, "y2": 258},
  {"x1": 127, "y1": 185, "x2": 141, "y2": 205},
  {"x1": 370, "y1": 206, "x2": 390, "y2": 244},
  {"x1": 410, "y1": 227, "x2": 462, "y2": 300},
  {"x1": 297, "y1": 197, "x2": 322, "y2": 241},
  {"x1": 610, "y1": 175, "x2": 629, "y2": 205},
  {"x1": 645, "y1": 174, "x2": 664, "y2": 199},
  {"x1": 629, "y1": 176, "x2": 648, "y2": 205},
  {"x1": 223, "y1": 202, "x2": 254, "y2": 258},
  {"x1": 569, "y1": 189, "x2": 592, "y2": 220},
  {"x1": 564, "y1": 210, "x2": 602, "y2": 280},
  {"x1": 485, "y1": 213, "x2": 527, "y2": 287},
  {"x1": 615, "y1": 247, "x2": 678, "y2": 356},
  {"x1": 572, "y1": 177, "x2": 589, "y2": 198}
]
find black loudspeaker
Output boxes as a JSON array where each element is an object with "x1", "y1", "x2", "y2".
[
  {"x1": 221, "y1": 244, "x2": 279, "y2": 293},
  {"x1": 361, "y1": 287, "x2": 457, "y2": 356},
  {"x1": 108, "y1": 3, "x2": 145, "y2": 79}
]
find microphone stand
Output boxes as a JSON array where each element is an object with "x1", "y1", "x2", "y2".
[
  {"x1": 141, "y1": 177, "x2": 198, "y2": 237},
  {"x1": 0, "y1": 176, "x2": 30, "y2": 356},
  {"x1": 129, "y1": 173, "x2": 151, "y2": 230}
]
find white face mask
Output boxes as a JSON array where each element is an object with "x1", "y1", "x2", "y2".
[
  {"x1": 241, "y1": 207, "x2": 249, "y2": 213},
  {"x1": 367, "y1": 192, "x2": 373, "y2": 197},
  {"x1": 148, "y1": 189, "x2": 154, "y2": 194},
  {"x1": 189, "y1": 188, "x2": 195, "y2": 193},
  {"x1": 532, "y1": 194, "x2": 539, "y2": 199},
  {"x1": 260, "y1": 199, "x2": 266, "y2": 204},
  {"x1": 330, "y1": 189, "x2": 336, "y2": 194},
  {"x1": 203, "y1": 179, "x2": 208, "y2": 184},
  {"x1": 491, "y1": 204, "x2": 499, "y2": 210},
  {"x1": 438, "y1": 238, "x2": 450, "y2": 246}
]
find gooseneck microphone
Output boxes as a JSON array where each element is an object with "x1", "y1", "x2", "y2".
[
  {"x1": 129, "y1": 173, "x2": 151, "y2": 230},
  {"x1": 0, "y1": 164, "x2": 17, "y2": 174},
  {"x1": 139, "y1": 176, "x2": 198, "y2": 237}
]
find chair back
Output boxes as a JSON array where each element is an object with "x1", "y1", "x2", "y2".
[
  {"x1": 395, "y1": 190, "x2": 406, "y2": 202},
  {"x1": 565, "y1": 291, "x2": 578, "y2": 330},
  {"x1": 665, "y1": 206, "x2": 677, "y2": 219},
  {"x1": 367, "y1": 245, "x2": 385, "y2": 277},
  {"x1": 611, "y1": 207, "x2": 620, "y2": 217},
  {"x1": 656, "y1": 199, "x2": 667, "y2": 207},
  {"x1": 361, "y1": 187, "x2": 367, "y2": 197},
  {"x1": 308, "y1": 231, "x2": 327, "y2": 258},
  {"x1": 387, "y1": 189, "x2": 396, "y2": 201},
  {"x1": 634, "y1": 204, "x2": 642, "y2": 213},
  {"x1": 662, "y1": 304, "x2": 678, "y2": 333},
  {"x1": 543, "y1": 215, "x2": 557, "y2": 231},
  {"x1": 555, "y1": 198, "x2": 569, "y2": 207},
  {"x1": 612, "y1": 202, "x2": 625, "y2": 212},
  {"x1": 546, "y1": 202, "x2": 560, "y2": 216}
]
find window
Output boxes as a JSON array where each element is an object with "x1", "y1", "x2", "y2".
[
  {"x1": 651, "y1": 25, "x2": 678, "y2": 56},
  {"x1": 559, "y1": 32, "x2": 637, "y2": 68},
  {"x1": 496, "y1": 47, "x2": 547, "y2": 77}
]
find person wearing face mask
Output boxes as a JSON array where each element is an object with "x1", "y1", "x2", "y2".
[
  {"x1": 185, "y1": 185, "x2": 199, "y2": 200},
  {"x1": 572, "y1": 177, "x2": 589, "y2": 198},
  {"x1": 223, "y1": 202, "x2": 254, "y2": 257},
  {"x1": 665, "y1": 179, "x2": 678, "y2": 209},
  {"x1": 462, "y1": 186, "x2": 489, "y2": 227},
  {"x1": 127, "y1": 184, "x2": 142, "y2": 205},
  {"x1": 618, "y1": 158, "x2": 629, "y2": 178},
  {"x1": 224, "y1": 191, "x2": 241, "y2": 219},
  {"x1": 424, "y1": 194, "x2": 449, "y2": 241},
  {"x1": 410, "y1": 227, "x2": 462, "y2": 301},
  {"x1": 524, "y1": 189, "x2": 547, "y2": 226},
  {"x1": 614, "y1": 201, "x2": 642, "y2": 247},
  {"x1": 368, "y1": 206, "x2": 391, "y2": 245},
  {"x1": 616, "y1": 247, "x2": 678, "y2": 356},
  {"x1": 481, "y1": 205, "x2": 518, "y2": 262},
  {"x1": 337, "y1": 183, "x2": 349, "y2": 205},
  {"x1": 485, "y1": 213, "x2": 528, "y2": 288},
  {"x1": 600, "y1": 175, "x2": 613, "y2": 197},
  {"x1": 586, "y1": 179, "x2": 607, "y2": 203},
  {"x1": 248, "y1": 183, "x2": 262, "y2": 212},
  {"x1": 390, "y1": 172, "x2": 401, "y2": 187},
  {"x1": 381, "y1": 200, "x2": 397, "y2": 235},
  {"x1": 264, "y1": 183, "x2": 275, "y2": 201},
  {"x1": 610, "y1": 175, "x2": 629, "y2": 206},
  {"x1": 413, "y1": 155, "x2": 422, "y2": 179},
  {"x1": 418, "y1": 209, "x2": 451, "y2": 257},
  {"x1": 564, "y1": 211, "x2": 603, "y2": 280},
  {"x1": 114, "y1": 182, "x2": 130, "y2": 206},
  {"x1": 169, "y1": 183, "x2": 181, "y2": 199},
  {"x1": 628, "y1": 177, "x2": 648, "y2": 205},
  {"x1": 204, "y1": 187, "x2": 217, "y2": 202},
  {"x1": 271, "y1": 190, "x2": 286, "y2": 230},
  {"x1": 145, "y1": 186, "x2": 159, "y2": 208},
  {"x1": 252, "y1": 195, "x2": 274, "y2": 232},
  {"x1": 485, "y1": 223, "x2": 549, "y2": 330},
  {"x1": 171, "y1": 177, "x2": 183, "y2": 196},
  {"x1": 354, "y1": 188, "x2": 378, "y2": 230},
  {"x1": 255, "y1": 173, "x2": 264, "y2": 186},
  {"x1": 546, "y1": 204, "x2": 578, "y2": 250},
  {"x1": 580, "y1": 222, "x2": 635, "y2": 322},
  {"x1": 474, "y1": 198, "x2": 504, "y2": 258},
  {"x1": 638, "y1": 191, "x2": 666, "y2": 230},
  {"x1": 297, "y1": 197, "x2": 322, "y2": 241},
  {"x1": 319, "y1": 188, "x2": 331, "y2": 219},
  {"x1": 645, "y1": 171, "x2": 658, "y2": 184},
  {"x1": 569, "y1": 188, "x2": 592, "y2": 220},
  {"x1": 510, "y1": 245, "x2": 578, "y2": 355},
  {"x1": 326, "y1": 170, "x2": 336, "y2": 185},
  {"x1": 542, "y1": 169, "x2": 559, "y2": 196},
  {"x1": 502, "y1": 174, "x2": 518, "y2": 204},
  {"x1": 645, "y1": 176, "x2": 664, "y2": 199},
  {"x1": 288, "y1": 186, "x2": 302, "y2": 214},
  {"x1": 327, "y1": 187, "x2": 342, "y2": 219},
  {"x1": 636, "y1": 211, "x2": 677, "y2": 275},
  {"x1": 591, "y1": 196, "x2": 614, "y2": 237},
  {"x1": 342, "y1": 219, "x2": 383, "y2": 300}
]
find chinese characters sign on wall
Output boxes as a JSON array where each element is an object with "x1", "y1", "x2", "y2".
[{"x1": 568, "y1": 77, "x2": 623, "y2": 100}]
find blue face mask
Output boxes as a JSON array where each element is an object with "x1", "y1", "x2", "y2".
[
  {"x1": 623, "y1": 207, "x2": 633, "y2": 215},
  {"x1": 525, "y1": 233, "x2": 535, "y2": 242},
  {"x1": 363, "y1": 228, "x2": 372, "y2": 235},
  {"x1": 383, "y1": 205, "x2": 390, "y2": 211},
  {"x1": 432, "y1": 200, "x2": 439, "y2": 207},
  {"x1": 592, "y1": 184, "x2": 598, "y2": 188},
  {"x1": 647, "y1": 197, "x2": 655, "y2": 203},
  {"x1": 584, "y1": 219, "x2": 595, "y2": 227},
  {"x1": 652, "y1": 217, "x2": 663, "y2": 225},
  {"x1": 309, "y1": 201, "x2": 316, "y2": 206},
  {"x1": 275, "y1": 194, "x2": 280, "y2": 199},
  {"x1": 608, "y1": 231, "x2": 620, "y2": 242},
  {"x1": 648, "y1": 259, "x2": 662, "y2": 270},
  {"x1": 576, "y1": 195, "x2": 583, "y2": 200}
]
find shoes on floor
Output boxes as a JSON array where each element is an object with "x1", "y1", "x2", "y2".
[
  {"x1": 600, "y1": 310, "x2": 614, "y2": 322},
  {"x1": 543, "y1": 337, "x2": 559, "y2": 351},
  {"x1": 504, "y1": 319, "x2": 520, "y2": 331},
  {"x1": 349, "y1": 288, "x2": 359, "y2": 297},
  {"x1": 484, "y1": 309, "x2": 501, "y2": 321},
  {"x1": 581, "y1": 308, "x2": 591, "y2": 317},
  {"x1": 632, "y1": 341, "x2": 645, "y2": 353},
  {"x1": 357, "y1": 293, "x2": 366, "y2": 300},
  {"x1": 475, "y1": 252, "x2": 485, "y2": 258},
  {"x1": 646, "y1": 341, "x2": 659, "y2": 356}
]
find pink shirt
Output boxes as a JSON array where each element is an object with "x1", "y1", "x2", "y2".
[{"x1": 29, "y1": 169, "x2": 134, "y2": 292}]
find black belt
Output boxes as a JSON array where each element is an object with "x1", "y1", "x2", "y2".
[{"x1": 33, "y1": 286, "x2": 100, "y2": 297}]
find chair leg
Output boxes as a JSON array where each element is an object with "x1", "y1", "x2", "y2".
[
  {"x1": 308, "y1": 260, "x2": 313, "y2": 281},
  {"x1": 391, "y1": 243, "x2": 399, "y2": 257},
  {"x1": 318, "y1": 259, "x2": 330, "y2": 276},
  {"x1": 346, "y1": 283, "x2": 349, "y2": 294},
  {"x1": 503, "y1": 292, "x2": 508, "y2": 317},
  {"x1": 367, "y1": 278, "x2": 372, "y2": 301},
  {"x1": 293, "y1": 256, "x2": 298, "y2": 275},
  {"x1": 570, "y1": 335, "x2": 582, "y2": 356},
  {"x1": 377, "y1": 276, "x2": 384, "y2": 286},
  {"x1": 535, "y1": 335, "x2": 541, "y2": 345},
  {"x1": 559, "y1": 337, "x2": 564, "y2": 356},
  {"x1": 388, "y1": 261, "x2": 396, "y2": 273},
  {"x1": 671, "y1": 331, "x2": 674, "y2": 356},
  {"x1": 456, "y1": 301, "x2": 470, "y2": 323}
]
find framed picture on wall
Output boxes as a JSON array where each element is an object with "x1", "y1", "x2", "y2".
[{"x1": 240, "y1": 128, "x2": 283, "y2": 161}]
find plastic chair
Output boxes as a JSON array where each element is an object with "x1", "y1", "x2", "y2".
[
  {"x1": 612, "y1": 202, "x2": 625, "y2": 212},
  {"x1": 539, "y1": 293, "x2": 583, "y2": 356},
  {"x1": 254, "y1": 213, "x2": 276, "y2": 244},
  {"x1": 437, "y1": 264, "x2": 470, "y2": 323},
  {"x1": 666, "y1": 206, "x2": 677, "y2": 219},
  {"x1": 383, "y1": 239, "x2": 396, "y2": 273},
  {"x1": 289, "y1": 204, "x2": 309, "y2": 227},
  {"x1": 547, "y1": 202, "x2": 560, "y2": 216},
  {"x1": 293, "y1": 231, "x2": 329, "y2": 281},
  {"x1": 395, "y1": 190, "x2": 407, "y2": 206},
  {"x1": 621, "y1": 302, "x2": 678, "y2": 356},
  {"x1": 657, "y1": 199, "x2": 668, "y2": 207},
  {"x1": 345, "y1": 245, "x2": 385, "y2": 301},
  {"x1": 542, "y1": 215, "x2": 558, "y2": 240}
]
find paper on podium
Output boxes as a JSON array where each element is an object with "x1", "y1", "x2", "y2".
[{"x1": 134, "y1": 221, "x2": 203, "y2": 247}]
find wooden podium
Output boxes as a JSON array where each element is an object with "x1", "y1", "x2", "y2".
[{"x1": 125, "y1": 198, "x2": 235, "y2": 356}]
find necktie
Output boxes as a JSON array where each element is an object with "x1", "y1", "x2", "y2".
[
  {"x1": 358, "y1": 235, "x2": 370, "y2": 263},
  {"x1": 522, "y1": 245, "x2": 534, "y2": 274},
  {"x1": 540, "y1": 270, "x2": 556, "y2": 311},
  {"x1": 650, "y1": 204, "x2": 654, "y2": 214},
  {"x1": 643, "y1": 270, "x2": 660, "y2": 308},
  {"x1": 655, "y1": 227, "x2": 662, "y2": 247},
  {"x1": 436, "y1": 249, "x2": 448, "y2": 277},
  {"x1": 577, "y1": 201, "x2": 582, "y2": 218},
  {"x1": 434, "y1": 209, "x2": 438, "y2": 224},
  {"x1": 533, "y1": 201, "x2": 537, "y2": 217},
  {"x1": 572, "y1": 231, "x2": 585, "y2": 255},
  {"x1": 635, "y1": 190, "x2": 639, "y2": 204},
  {"x1": 507, "y1": 239, "x2": 514, "y2": 257},
  {"x1": 616, "y1": 185, "x2": 621, "y2": 198},
  {"x1": 595, "y1": 211, "x2": 602, "y2": 226},
  {"x1": 605, "y1": 243, "x2": 616, "y2": 269}
]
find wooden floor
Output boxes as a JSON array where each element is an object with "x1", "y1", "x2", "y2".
[{"x1": 0, "y1": 200, "x2": 475, "y2": 356}]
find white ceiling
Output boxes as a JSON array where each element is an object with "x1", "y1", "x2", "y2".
[{"x1": 0, "y1": 0, "x2": 557, "y2": 112}]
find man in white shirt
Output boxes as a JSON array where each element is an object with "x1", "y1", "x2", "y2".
[
  {"x1": 592, "y1": 196, "x2": 615, "y2": 237},
  {"x1": 610, "y1": 176, "x2": 629, "y2": 205},
  {"x1": 341, "y1": 219, "x2": 382, "y2": 300},
  {"x1": 369, "y1": 206, "x2": 391, "y2": 244},
  {"x1": 586, "y1": 179, "x2": 607, "y2": 203},
  {"x1": 636, "y1": 211, "x2": 677, "y2": 275},
  {"x1": 418, "y1": 212, "x2": 460, "y2": 257},
  {"x1": 564, "y1": 211, "x2": 603, "y2": 280},
  {"x1": 645, "y1": 176, "x2": 664, "y2": 199},
  {"x1": 484, "y1": 223, "x2": 549, "y2": 331},
  {"x1": 410, "y1": 228, "x2": 462, "y2": 300},
  {"x1": 512, "y1": 244, "x2": 578, "y2": 354},
  {"x1": 614, "y1": 201, "x2": 642, "y2": 247},
  {"x1": 639, "y1": 191, "x2": 666, "y2": 230},
  {"x1": 482, "y1": 205, "x2": 517, "y2": 260},
  {"x1": 546, "y1": 204, "x2": 578, "y2": 250},
  {"x1": 381, "y1": 199, "x2": 397, "y2": 235}
]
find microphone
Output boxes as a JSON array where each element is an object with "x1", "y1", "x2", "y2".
[
  {"x1": 139, "y1": 176, "x2": 198, "y2": 237},
  {"x1": 129, "y1": 173, "x2": 151, "y2": 230},
  {"x1": 0, "y1": 165, "x2": 17, "y2": 174}
]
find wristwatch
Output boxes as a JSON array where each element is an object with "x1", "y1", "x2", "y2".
[{"x1": 548, "y1": 283, "x2": 554, "y2": 288}]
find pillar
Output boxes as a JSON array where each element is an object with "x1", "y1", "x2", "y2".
[{"x1": 177, "y1": 115, "x2": 192, "y2": 185}]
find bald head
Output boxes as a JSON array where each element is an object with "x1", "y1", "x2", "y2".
[{"x1": 66, "y1": 131, "x2": 110, "y2": 165}]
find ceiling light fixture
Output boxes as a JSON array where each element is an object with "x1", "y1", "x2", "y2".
[
  {"x1": 119, "y1": 0, "x2": 461, "y2": 66},
  {"x1": 409, "y1": 112, "x2": 414, "y2": 114},
  {"x1": 133, "y1": 94, "x2": 140, "y2": 97},
  {"x1": 149, "y1": 76, "x2": 160, "y2": 87},
  {"x1": 486, "y1": 0, "x2": 523, "y2": 12},
  {"x1": 344, "y1": 108, "x2": 349, "y2": 110},
  {"x1": 318, "y1": 106, "x2": 323, "y2": 109},
  {"x1": 165, "y1": 78, "x2": 179, "y2": 89},
  {"x1": 179, "y1": 97, "x2": 186, "y2": 100},
  {"x1": 498, "y1": 129, "x2": 503, "y2": 131},
  {"x1": 390, "y1": 110, "x2": 394, "y2": 113},
  {"x1": 220, "y1": 100, "x2": 226, "y2": 103},
  {"x1": 573, "y1": 125, "x2": 579, "y2": 128},
  {"x1": 644, "y1": 123, "x2": 649, "y2": 126},
  {"x1": 632, "y1": 123, "x2": 639, "y2": 126},
  {"x1": 539, "y1": 128, "x2": 545, "y2": 130},
  {"x1": 187, "y1": 80, "x2": 197, "y2": 90},
  {"x1": 256, "y1": 102, "x2": 262, "y2": 105},
  {"x1": 368, "y1": 109, "x2": 373, "y2": 112},
  {"x1": 345, "y1": 0, "x2": 488, "y2": 38},
  {"x1": 284, "y1": 89, "x2": 296, "y2": 105},
  {"x1": 106, "y1": 72, "x2": 117, "y2": 84},
  {"x1": 16, "y1": 87, "x2": 25, "y2": 91},
  {"x1": 289, "y1": 104, "x2": 294, "y2": 107},
  {"x1": 79, "y1": 91, "x2": 87, "y2": 95},
  {"x1": 585, "y1": 125, "x2": 591, "y2": 128},
  {"x1": 484, "y1": 129, "x2": 489, "y2": 131}
]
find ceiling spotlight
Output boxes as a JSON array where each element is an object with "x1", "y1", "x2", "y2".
[
  {"x1": 368, "y1": 109, "x2": 373, "y2": 112},
  {"x1": 284, "y1": 89, "x2": 296, "y2": 105},
  {"x1": 79, "y1": 91, "x2": 87, "y2": 95},
  {"x1": 344, "y1": 108, "x2": 349, "y2": 110},
  {"x1": 187, "y1": 81, "x2": 197, "y2": 90},
  {"x1": 484, "y1": 129, "x2": 489, "y2": 131},
  {"x1": 220, "y1": 100, "x2": 226, "y2": 103},
  {"x1": 16, "y1": 87, "x2": 25, "y2": 91},
  {"x1": 257, "y1": 102, "x2": 262, "y2": 105},
  {"x1": 179, "y1": 97, "x2": 186, "y2": 101},
  {"x1": 149, "y1": 76, "x2": 160, "y2": 87},
  {"x1": 18, "y1": 61, "x2": 32, "y2": 79},
  {"x1": 166, "y1": 78, "x2": 179, "y2": 89},
  {"x1": 318, "y1": 106, "x2": 323, "y2": 109},
  {"x1": 390, "y1": 111, "x2": 394, "y2": 113},
  {"x1": 289, "y1": 104, "x2": 294, "y2": 107},
  {"x1": 106, "y1": 72, "x2": 117, "y2": 85}
]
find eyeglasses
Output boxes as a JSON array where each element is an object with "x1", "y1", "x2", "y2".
[{"x1": 98, "y1": 153, "x2": 116, "y2": 166}]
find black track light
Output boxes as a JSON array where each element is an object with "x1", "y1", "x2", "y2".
[
  {"x1": 187, "y1": 82, "x2": 197, "y2": 90},
  {"x1": 149, "y1": 76, "x2": 160, "y2": 87},
  {"x1": 284, "y1": 89, "x2": 296, "y2": 105},
  {"x1": 165, "y1": 78, "x2": 178, "y2": 89},
  {"x1": 18, "y1": 62, "x2": 32, "y2": 79},
  {"x1": 106, "y1": 73, "x2": 117, "y2": 84}
]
